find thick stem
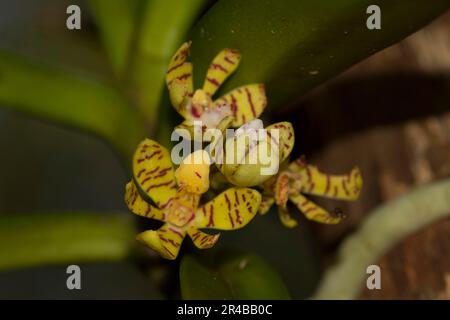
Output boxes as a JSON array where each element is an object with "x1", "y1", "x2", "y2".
[
  {"x1": 312, "y1": 179, "x2": 450, "y2": 299},
  {"x1": 89, "y1": 0, "x2": 140, "y2": 77}
]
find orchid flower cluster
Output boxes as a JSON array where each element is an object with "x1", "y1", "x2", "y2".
[{"x1": 124, "y1": 42, "x2": 363, "y2": 259}]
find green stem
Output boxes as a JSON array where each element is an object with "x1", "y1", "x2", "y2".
[
  {"x1": 131, "y1": 0, "x2": 207, "y2": 127},
  {"x1": 89, "y1": 0, "x2": 140, "y2": 77},
  {"x1": 312, "y1": 179, "x2": 450, "y2": 300},
  {"x1": 0, "y1": 212, "x2": 135, "y2": 271}
]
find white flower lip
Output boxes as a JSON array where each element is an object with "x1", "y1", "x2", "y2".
[
  {"x1": 201, "y1": 104, "x2": 232, "y2": 128},
  {"x1": 234, "y1": 119, "x2": 264, "y2": 139}
]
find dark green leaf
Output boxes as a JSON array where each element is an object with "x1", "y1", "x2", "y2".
[
  {"x1": 180, "y1": 254, "x2": 232, "y2": 300},
  {"x1": 188, "y1": 0, "x2": 449, "y2": 111},
  {"x1": 180, "y1": 250, "x2": 291, "y2": 300}
]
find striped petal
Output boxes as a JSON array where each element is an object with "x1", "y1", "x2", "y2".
[
  {"x1": 136, "y1": 223, "x2": 186, "y2": 260},
  {"x1": 173, "y1": 120, "x2": 204, "y2": 142},
  {"x1": 274, "y1": 172, "x2": 289, "y2": 208},
  {"x1": 258, "y1": 195, "x2": 275, "y2": 215},
  {"x1": 166, "y1": 42, "x2": 193, "y2": 114},
  {"x1": 187, "y1": 228, "x2": 220, "y2": 249},
  {"x1": 164, "y1": 190, "x2": 199, "y2": 228},
  {"x1": 175, "y1": 150, "x2": 211, "y2": 194},
  {"x1": 168, "y1": 78, "x2": 193, "y2": 117},
  {"x1": 278, "y1": 206, "x2": 298, "y2": 228},
  {"x1": 289, "y1": 194, "x2": 344, "y2": 224},
  {"x1": 289, "y1": 160, "x2": 363, "y2": 200},
  {"x1": 124, "y1": 181, "x2": 165, "y2": 221},
  {"x1": 167, "y1": 41, "x2": 191, "y2": 72},
  {"x1": 195, "y1": 188, "x2": 261, "y2": 230},
  {"x1": 265, "y1": 122, "x2": 295, "y2": 163},
  {"x1": 133, "y1": 139, "x2": 177, "y2": 208},
  {"x1": 203, "y1": 48, "x2": 241, "y2": 96},
  {"x1": 213, "y1": 84, "x2": 267, "y2": 126}
]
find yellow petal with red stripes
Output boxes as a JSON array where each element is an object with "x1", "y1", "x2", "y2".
[
  {"x1": 175, "y1": 150, "x2": 211, "y2": 194},
  {"x1": 167, "y1": 41, "x2": 191, "y2": 71},
  {"x1": 289, "y1": 161, "x2": 363, "y2": 200},
  {"x1": 274, "y1": 172, "x2": 290, "y2": 208},
  {"x1": 166, "y1": 42, "x2": 193, "y2": 114},
  {"x1": 187, "y1": 228, "x2": 220, "y2": 249},
  {"x1": 168, "y1": 78, "x2": 193, "y2": 117},
  {"x1": 124, "y1": 181, "x2": 165, "y2": 221},
  {"x1": 133, "y1": 139, "x2": 177, "y2": 208},
  {"x1": 258, "y1": 195, "x2": 275, "y2": 215},
  {"x1": 203, "y1": 48, "x2": 241, "y2": 96},
  {"x1": 277, "y1": 206, "x2": 298, "y2": 228},
  {"x1": 136, "y1": 223, "x2": 186, "y2": 260},
  {"x1": 195, "y1": 188, "x2": 261, "y2": 230},
  {"x1": 164, "y1": 190, "x2": 199, "y2": 228},
  {"x1": 214, "y1": 84, "x2": 267, "y2": 126},
  {"x1": 173, "y1": 119, "x2": 204, "y2": 142},
  {"x1": 289, "y1": 194, "x2": 344, "y2": 224},
  {"x1": 265, "y1": 122, "x2": 295, "y2": 163}
]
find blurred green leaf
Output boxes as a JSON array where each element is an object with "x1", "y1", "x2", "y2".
[
  {"x1": 89, "y1": 0, "x2": 141, "y2": 76},
  {"x1": 180, "y1": 254, "x2": 231, "y2": 300},
  {"x1": 0, "y1": 53, "x2": 145, "y2": 160},
  {"x1": 0, "y1": 212, "x2": 135, "y2": 271},
  {"x1": 188, "y1": 0, "x2": 449, "y2": 111},
  {"x1": 180, "y1": 251, "x2": 291, "y2": 300},
  {"x1": 132, "y1": 0, "x2": 207, "y2": 126}
]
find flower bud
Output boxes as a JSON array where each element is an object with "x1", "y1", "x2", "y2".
[{"x1": 217, "y1": 120, "x2": 295, "y2": 187}]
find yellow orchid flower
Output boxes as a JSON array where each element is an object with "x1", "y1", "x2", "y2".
[
  {"x1": 215, "y1": 119, "x2": 295, "y2": 187},
  {"x1": 259, "y1": 156, "x2": 363, "y2": 228},
  {"x1": 166, "y1": 41, "x2": 267, "y2": 140},
  {"x1": 124, "y1": 139, "x2": 261, "y2": 260}
]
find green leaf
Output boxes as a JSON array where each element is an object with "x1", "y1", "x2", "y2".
[
  {"x1": 213, "y1": 214, "x2": 321, "y2": 299},
  {"x1": 188, "y1": 0, "x2": 449, "y2": 110},
  {"x1": 0, "y1": 53, "x2": 145, "y2": 160},
  {"x1": 180, "y1": 251, "x2": 291, "y2": 300},
  {"x1": 180, "y1": 254, "x2": 232, "y2": 300},
  {"x1": 132, "y1": 0, "x2": 207, "y2": 126},
  {"x1": 0, "y1": 212, "x2": 135, "y2": 271},
  {"x1": 89, "y1": 0, "x2": 141, "y2": 76}
]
